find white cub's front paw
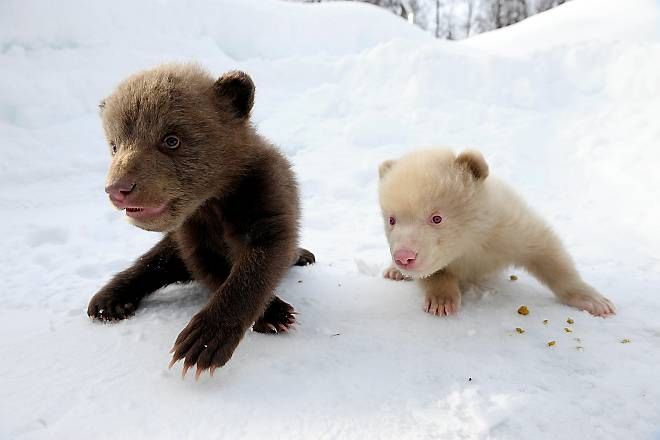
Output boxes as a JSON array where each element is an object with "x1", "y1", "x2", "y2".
[
  {"x1": 383, "y1": 265, "x2": 411, "y2": 281},
  {"x1": 562, "y1": 287, "x2": 616, "y2": 317},
  {"x1": 424, "y1": 290, "x2": 461, "y2": 316}
]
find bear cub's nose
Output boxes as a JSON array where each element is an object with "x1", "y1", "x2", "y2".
[
  {"x1": 394, "y1": 249, "x2": 417, "y2": 268},
  {"x1": 105, "y1": 180, "x2": 136, "y2": 202}
]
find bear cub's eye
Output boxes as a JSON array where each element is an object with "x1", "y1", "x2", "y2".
[
  {"x1": 430, "y1": 214, "x2": 443, "y2": 224},
  {"x1": 110, "y1": 141, "x2": 117, "y2": 155},
  {"x1": 389, "y1": 216, "x2": 396, "y2": 226},
  {"x1": 163, "y1": 135, "x2": 180, "y2": 150}
]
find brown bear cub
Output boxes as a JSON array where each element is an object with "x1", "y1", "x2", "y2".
[{"x1": 87, "y1": 63, "x2": 315, "y2": 379}]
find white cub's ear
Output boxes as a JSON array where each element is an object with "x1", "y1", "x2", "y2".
[
  {"x1": 379, "y1": 159, "x2": 396, "y2": 179},
  {"x1": 456, "y1": 150, "x2": 489, "y2": 181}
]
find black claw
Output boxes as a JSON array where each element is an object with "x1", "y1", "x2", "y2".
[
  {"x1": 294, "y1": 248, "x2": 316, "y2": 266},
  {"x1": 87, "y1": 293, "x2": 140, "y2": 322},
  {"x1": 253, "y1": 296, "x2": 298, "y2": 334}
]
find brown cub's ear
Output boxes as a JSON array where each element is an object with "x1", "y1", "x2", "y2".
[
  {"x1": 456, "y1": 150, "x2": 489, "y2": 180},
  {"x1": 213, "y1": 71, "x2": 255, "y2": 119},
  {"x1": 379, "y1": 159, "x2": 397, "y2": 179}
]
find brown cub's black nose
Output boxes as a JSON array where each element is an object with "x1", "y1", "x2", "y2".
[{"x1": 105, "y1": 180, "x2": 136, "y2": 202}]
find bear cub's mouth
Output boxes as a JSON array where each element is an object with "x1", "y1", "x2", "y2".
[{"x1": 123, "y1": 202, "x2": 168, "y2": 220}]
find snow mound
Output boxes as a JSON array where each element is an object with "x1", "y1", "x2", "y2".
[
  {"x1": 464, "y1": 0, "x2": 660, "y2": 55},
  {"x1": 0, "y1": 0, "x2": 427, "y2": 59}
]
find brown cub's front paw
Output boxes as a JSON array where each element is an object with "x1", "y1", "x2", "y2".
[
  {"x1": 87, "y1": 291, "x2": 139, "y2": 322},
  {"x1": 253, "y1": 296, "x2": 297, "y2": 334},
  {"x1": 424, "y1": 290, "x2": 461, "y2": 316},
  {"x1": 383, "y1": 265, "x2": 411, "y2": 281},
  {"x1": 294, "y1": 248, "x2": 316, "y2": 266},
  {"x1": 169, "y1": 308, "x2": 243, "y2": 379},
  {"x1": 563, "y1": 291, "x2": 616, "y2": 317}
]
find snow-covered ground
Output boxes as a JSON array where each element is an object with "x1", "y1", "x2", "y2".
[{"x1": 1, "y1": 0, "x2": 659, "y2": 438}]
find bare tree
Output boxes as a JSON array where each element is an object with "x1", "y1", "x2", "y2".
[
  {"x1": 537, "y1": 0, "x2": 568, "y2": 12},
  {"x1": 483, "y1": 0, "x2": 528, "y2": 30},
  {"x1": 289, "y1": 0, "x2": 570, "y2": 39},
  {"x1": 464, "y1": 0, "x2": 476, "y2": 37},
  {"x1": 503, "y1": 0, "x2": 528, "y2": 26},
  {"x1": 445, "y1": 1, "x2": 456, "y2": 39},
  {"x1": 435, "y1": 0, "x2": 442, "y2": 38}
]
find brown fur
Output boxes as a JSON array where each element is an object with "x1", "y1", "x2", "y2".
[{"x1": 87, "y1": 63, "x2": 315, "y2": 378}]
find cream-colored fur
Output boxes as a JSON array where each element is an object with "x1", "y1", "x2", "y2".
[{"x1": 378, "y1": 148, "x2": 615, "y2": 317}]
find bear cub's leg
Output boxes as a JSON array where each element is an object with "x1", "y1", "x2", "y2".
[
  {"x1": 420, "y1": 270, "x2": 461, "y2": 316},
  {"x1": 523, "y1": 242, "x2": 615, "y2": 317},
  {"x1": 253, "y1": 296, "x2": 297, "y2": 334},
  {"x1": 253, "y1": 248, "x2": 316, "y2": 333},
  {"x1": 383, "y1": 264, "x2": 412, "y2": 281},
  {"x1": 87, "y1": 236, "x2": 191, "y2": 321}
]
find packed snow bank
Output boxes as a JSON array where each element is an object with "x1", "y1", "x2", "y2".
[
  {"x1": 0, "y1": 0, "x2": 426, "y2": 59},
  {"x1": 464, "y1": 0, "x2": 660, "y2": 55},
  {"x1": 1, "y1": 0, "x2": 659, "y2": 439}
]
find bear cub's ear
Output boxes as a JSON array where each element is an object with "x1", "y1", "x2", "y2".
[
  {"x1": 456, "y1": 150, "x2": 489, "y2": 181},
  {"x1": 379, "y1": 159, "x2": 397, "y2": 179},
  {"x1": 214, "y1": 71, "x2": 256, "y2": 119}
]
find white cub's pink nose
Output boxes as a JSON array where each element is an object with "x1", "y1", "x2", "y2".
[{"x1": 394, "y1": 249, "x2": 417, "y2": 268}]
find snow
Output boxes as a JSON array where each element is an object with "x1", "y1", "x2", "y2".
[
  {"x1": 1, "y1": 0, "x2": 659, "y2": 438},
  {"x1": 465, "y1": 0, "x2": 660, "y2": 55}
]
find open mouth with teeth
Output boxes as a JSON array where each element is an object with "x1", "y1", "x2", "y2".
[{"x1": 123, "y1": 203, "x2": 168, "y2": 220}]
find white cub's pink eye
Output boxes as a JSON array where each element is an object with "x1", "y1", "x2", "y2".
[
  {"x1": 431, "y1": 214, "x2": 443, "y2": 224},
  {"x1": 389, "y1": 216, "x2": 396, "y2": 226}
]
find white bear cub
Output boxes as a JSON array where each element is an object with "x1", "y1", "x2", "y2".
[{"x1": 378, "y1": 148, "x2": 615, "y2": 317}]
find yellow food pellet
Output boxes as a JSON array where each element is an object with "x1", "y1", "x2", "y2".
[
  {"x1": 543, "y1": 319, "x2": 549, "y2": 325},
  {"x1": 620, "y1": 339, "x2": 631, "y2": 344},
  {"x1": 517, "y1": 306, "x2": 529, "y2": 315},
  {"x1": 564, "y1": 327, "x2": 573, "y2": 333},
  {"x1": 547, "y1": 341, "x2": 556, "y2": 347},
  {"x1": 510, "y1": 275, "x2": 518, "y2": 281},
  {"x1": 515, "y1": 327, "x2": 525, "y2": 334},
  {"x1": 567, "y1": 318, "x2": 574, "y2": 324}
]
